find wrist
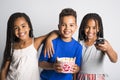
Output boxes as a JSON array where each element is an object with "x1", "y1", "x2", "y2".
[{"x1": 106, "y1": 46, "x2": 112, "y2": 53}]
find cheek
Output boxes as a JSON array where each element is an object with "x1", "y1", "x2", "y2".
[
  {"x1": 58, "y1": 27, "x2": 62, "y2": 34},
  {"x1": 93, "y1": 29, "x2": 98, "y2": 34},
  {"x1": 14, "y1": 30, "x2": 18, "y2": 35},
  {"x1": 84, "y1": 29, "x2": 88, "y2": 34},
  {"x1": 96, "y1": 26, "x2": 99, "y2": 32},
  {"x1": 97, "y1": 29, "x2": 99, "y2": 33},
  {"x1": 59, "y1": 27, "x2": 64, "y2": 31},
  {"x1": 72, "y1": 29, "x2": 76, "y2": 34},
  {"x1": 28, "y1": 27, "x2": 31, "y2": 31},
  {"x1": 72, "y1": 27, "x2": 77, "y2": 31},
  {"x1": 14, "y1": 31, "x2": 19, "y2": 38}
]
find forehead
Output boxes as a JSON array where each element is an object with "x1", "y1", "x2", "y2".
[
  {"x1": 14, "y1": 17, "x2": 27, "y2": 24},
  {"x1": 86, "y1": 19, "x2": 98, "y2": 26},
  {"x1": 60, "y1": 16, "x2": 76, "y2": 23}
]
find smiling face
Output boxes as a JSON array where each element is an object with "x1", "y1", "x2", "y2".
[
  {"x1": 84, "y1": 19, "x2": 99, "y2": 40},
  {"x1": 58, "y1": 16, "x2": 77, "y2": 42},
  {"x1": 13, "y1": 17, "x2": 30, "y2": 41}
]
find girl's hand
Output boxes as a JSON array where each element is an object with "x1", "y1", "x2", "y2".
[
  {"x1": 44, "y1": 30, "x2": 59, "y2": 58},
  {"x1": 95, "y1": 40, "x2": 118, "y2": 62},
  {"x1": 95, "y1": 40, "x2": 110, "y2": 52},
  {"x1": 44, "y1": 39, "x2": 54, "y2": 58}
]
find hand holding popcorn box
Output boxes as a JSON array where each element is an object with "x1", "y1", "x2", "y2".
[{"x1": 57, "y1": 57, "x2": 76, "y2": 73}]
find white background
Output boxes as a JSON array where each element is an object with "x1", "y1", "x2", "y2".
[{"x1": 0, "y1": 0, "x2": 120, "y2": 80}]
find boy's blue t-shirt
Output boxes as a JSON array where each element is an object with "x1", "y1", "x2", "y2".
[{"x1": 39, "y1": 37, "x2": 82, "y2": 80}]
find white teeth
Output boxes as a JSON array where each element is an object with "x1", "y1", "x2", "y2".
[
  {"x1": 64, "y1": 31, "x2": 70, "y2": 34},
  {"x1": 19, "y1": 32, "x2": 25, "y2": 37},
  {"x1": 89, "y1": 34, "x2": 93, "y2": 36},
  {"x1": 88, "y1": 33, "x2": 94, "y2": 36},
  {"x1": 65, "y1": 32, "x2": 69, "y2": 34}
]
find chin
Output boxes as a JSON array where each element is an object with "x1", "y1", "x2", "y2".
[{"x1": 88, "y1": 37, "x2": 94, "y2": 39}]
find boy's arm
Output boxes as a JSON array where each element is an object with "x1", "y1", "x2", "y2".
[
  {"x1": 0, "y1": 61, "x2": 10, "y2": 80},
  {"x1": 38, "y1": 44, "x2": 55, "y2": 70},
  {"x1": 39, "y1": 61, "x2": 54, "y2": 70},
  {"x1": 39, "y1": 61, "x2": 62, "y2": 73},
  {"x1": 39, "y1": 48, "x2": 62, "y2": 72}
]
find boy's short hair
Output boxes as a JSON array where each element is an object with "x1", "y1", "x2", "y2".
[{"x1": 59, "y1": 8, "x2": 77, "y2": 24}]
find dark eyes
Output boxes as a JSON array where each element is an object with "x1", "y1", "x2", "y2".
[
  {"x1": 61, "y1": 24, "x2": 65, "y2": 26},
  {"x1": 61, "y1": 24, "x2": 74, "y2": 27},
  {"x1": 93, "y1": 27, "x2": 96, "y2": 29},
  {"x1": 85, "y1": 26, "x2": 96, "y2": 29},
  {"x1": 70, "y1": 24, "x2": 74, "y2": 27},
  {"x1": 14, "y1": 25, "x2": 26, "y2": 30},
  {"x1": 22, "y1": 25, "x2": 26, "y2": 28},
  {"x1": 14, "y1": 26, "x2": 19, "y2": 30}
]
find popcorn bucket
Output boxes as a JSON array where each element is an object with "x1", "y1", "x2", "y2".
[{"x1": 57, "y1": 57, "x2": 75, "y2": 73}]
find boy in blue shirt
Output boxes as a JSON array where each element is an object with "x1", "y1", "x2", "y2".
[{"x1": 39, "y1": 8, "x2": 82, "y2": 80}]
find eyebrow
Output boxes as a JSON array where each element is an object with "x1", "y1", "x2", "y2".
[{"x1": 14, "y1": 22, "x2": 26, "y2": 27}]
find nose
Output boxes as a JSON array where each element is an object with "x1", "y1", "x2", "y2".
[
  {"x1": 88, "y1": 28, "x2": 93, "y2": 33},
  {"x1": 18, "y1": 27, "x2": 23, "y2": 32},
  {"x1": 65, "y1": 25, "x2": 70, "y2": 29}
]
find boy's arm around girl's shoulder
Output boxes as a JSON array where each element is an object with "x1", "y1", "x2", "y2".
[
  {"x1": 34, "y1": 30, "x2": 59, "y2": 52},
  {"x1": 0, "y1": 60, "x2": 11, "y2": 80}
]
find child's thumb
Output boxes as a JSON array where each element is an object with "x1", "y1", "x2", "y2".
[{"x1": 55, "y1": 57, "x2": 59, "y2": 62}]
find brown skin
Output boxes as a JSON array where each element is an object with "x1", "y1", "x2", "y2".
[
  {"x1": 95, "y1": 40, "x2": 117, "y2": 63},
  {"x1": 39, "y1": 59, "x2": 80, "y2": 74},
  {"x1": 39, "y1": 15, "x2": 79, "y2": 80},
  {"x1": 43, "y1": 18, "x2": 118, "y2": 80},
  {"x1": 0, "y1": 61, "x2": 10, "y2": 80},
  {"x1": 0, "y1": 35, "x2": 48, "y2": 80},
  {"x1": 0, "y1": 17, "x2": 53, "y2": 80},
  {"x1": 84, "y1": 19, "x2": 117, "y2": 63}
]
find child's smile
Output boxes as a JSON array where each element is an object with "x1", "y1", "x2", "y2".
[
  {"x1": 59, "y1": 16, "x2": 77, "y2": 42},
  {"x1": 85, "y1": 19, "x2": 98, "y2": 40},
  {"x1": 14, "y1": 17, "x2": 30, "y2": 40}
]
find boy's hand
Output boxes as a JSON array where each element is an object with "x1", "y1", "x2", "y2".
[{"x1": 53, "y1": 62, "x2": 63, "y2": 73}]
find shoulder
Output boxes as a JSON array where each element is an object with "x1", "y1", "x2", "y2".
[
  {"x1": 52, "y1": 37, "x2": 60, "y2": 43},
  {"x1": 72, "y1": 38, "x2": 82, "y2": 48},
  {"x1": 34, "y1": 37, "x2": 43, "y2": 50},
  {"x1": 34, "y1": 36, "x2": 42, "y2": 42},
  {"x1": 34, "y1": 36, "x2": 45, "y2": 43}
]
